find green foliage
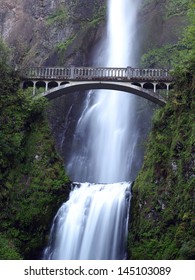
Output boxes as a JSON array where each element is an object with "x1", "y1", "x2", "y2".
[
  {"x1": 141, "y1": 1, "x2": 195, "y2": 73},
  {"x1": 165, "y1": 0, "x2": 190, "y2": 19},
  {"x1": 141, "y1": 44, "x2": 179, "y2": 68},
  {"x1": 173, "y1": 2, "x2": 195, "y2": 75},
  {"x1": 129, "y1": 2, "x2": 195, "y2": 259},
  {"x1": 129, "y1": 96, "x2": 194, "y2": 259},
  {"x1": 129, "y1": 41, "x2": 195, "y2": 260},
  {"x1": 1, "y1": 117, "x2": 70, "y2": 259},
  {"x1": 0, "y1": 234, "x2": 21, "y2": 260},
  {"x1": 0, "y1": 39, "x2": 10, "y2": 69},
  {"x1": 0, "y1": 40, "x2": 71, "y2": 259}
]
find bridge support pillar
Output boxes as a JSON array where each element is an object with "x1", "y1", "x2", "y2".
[
  {"x1": 165, "y1": 83, "x2": 171, "y2": 91},
  {"x1": 153, "y1": 82, "x2": 157, "y2": 93},
  {"x1": 165, "y1": 83, "x2": 171, "y2": 98},
  {"x1": 45, "y1": 81, "x2": 49, "y2": 91},
  {"x1": 33, "y1": 81, "x2": 37, "y2": 95},
  {"x1": 140, "y1": 83, "x2": 145, "y2": 88}
]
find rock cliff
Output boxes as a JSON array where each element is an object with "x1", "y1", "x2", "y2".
[
  {"x1": 0, "y1": 0, "x2": 188, "y2": 68},
  {"x1": 0, "y1": 0, "x2": 105, "y2": 67}
]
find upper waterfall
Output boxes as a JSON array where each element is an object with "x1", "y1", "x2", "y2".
[{"x1": 66, "y1": 0, "x2": 140, "y2": 183}]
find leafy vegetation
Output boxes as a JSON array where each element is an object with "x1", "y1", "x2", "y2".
[
  {"x1": 128, "y1": 2, "x2": 195, "y2": 260},
  {"x1": 0, "y1": 40, "x2": 70, "y2": 259},
  {"x1": 129, "y1": 94, "x2": 195, "y2": 259},
  {"x1": 141, "y1": 44, "x2": 179, "y2": 68},
  {"x1": 165, "y1": 0, "x2": 190, "y2": 19},
  {"x1": 173, "y1": 2, "x2": 195, "y2": 75}
]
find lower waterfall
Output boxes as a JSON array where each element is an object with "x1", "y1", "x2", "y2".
[
  {"x1": 44, "y1": 182, "x2": 131, "y2": 260},
  {"x1": 44, "y1": 0, "x2": 139, "y2": 260}
]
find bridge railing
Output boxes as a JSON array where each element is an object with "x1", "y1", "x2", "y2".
[{"x1": 22, "y1": 66, "x2": 172, "y2": 81}]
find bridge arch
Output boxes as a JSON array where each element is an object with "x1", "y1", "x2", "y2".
[
  {"x1": 36, "y1": 81, "x2": 46, "y2": 89},
  {"x1": 48, "y1": 81, "x2": 59, "y2": 89},
  {"x1": 41, "y1": 80, "x2": 166, "y2": 106},
  {"x1": 60, "y1": 81, "x2": 69, "y2": 86},
  {"x1": 131, "y1": 82, "x2": 141, "y2": 87},
  {"x1": 23, "y1": 80, "x2": 34, "y2": 90},
  {"x1": 143, "y1": 82, "x2": 154, "y2": 90}
]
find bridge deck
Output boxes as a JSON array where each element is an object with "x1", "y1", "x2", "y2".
[{"x1": 22, "y1": 66, "x2": 173, "y2": 83}]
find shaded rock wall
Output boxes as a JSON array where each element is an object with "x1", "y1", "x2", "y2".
[
  {"x1": 0, "y1": 0, "x2": 105, "y2": 67},
  {"x1": 136, "y1": 0, "x2": 189, "y2": 62}
]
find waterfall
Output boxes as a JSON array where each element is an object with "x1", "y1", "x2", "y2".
[
  {"x1": 44, "y1": 0, "x2": 139, "y2": 260},
  {"x1": 67, "y1": 0, "x2": 139, "y2": 183},
  {"x1": 44, "y1": 182, "x2": 131, "y2": 260}
]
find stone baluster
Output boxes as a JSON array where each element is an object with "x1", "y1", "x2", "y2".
[
  {"x1": 41, "y1": 68, "x2": 43, "y2": 78},
  {"x1": 96, "y1": 69, "x2": 98, "y2": 78},
  {"x1": 70, "y1": 66, "x2": 75, "y2": 79},
  {"x1": 62, "y1": 68, "x2": 65, "y2": 78},
  {"x1": 37, "y1": 68, "x2": 40, "y2": 77},
  {"x1": 67, "y1": 68, "x2": 69, "y2": 78},
  {"x1": 127, "y1": 67, "x2": 133, "y2": 79},
  {"x1": 98, "y1": 69, "x2": 101, "y2": 78},
  {"x1": 53, "y1": 68, "x2": 55, "y2": 77}
]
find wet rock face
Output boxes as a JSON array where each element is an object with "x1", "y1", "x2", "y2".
[{"x1": 0, "y1": 0, "x2": 105, "y2": 67}]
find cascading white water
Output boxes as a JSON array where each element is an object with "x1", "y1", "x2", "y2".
[
  {"x1": 44, "y1": 0, "x2": 139, "y2": 260},
  {"x1": 67, "y1": 0, "x2": 139, "y2": 183},
  {"x1": 44, "y1": 182, "x2": 131, "y2": 260}
]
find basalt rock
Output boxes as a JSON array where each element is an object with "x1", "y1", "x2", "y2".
[{"x1": 0, "y1": 0, "x2": 105, "y2": 68}]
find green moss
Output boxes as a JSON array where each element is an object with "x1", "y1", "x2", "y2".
[
  {"x1": 84, "y1": 4, "x2": 106, "y2": 28},
  {"x1": 56, "y1": 35, "x2": 77, "y2": 53},
  {"x1": 46, "y1": 7, "x2": 69, "y2": 26}
]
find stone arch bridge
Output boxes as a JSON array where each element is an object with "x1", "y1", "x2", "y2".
[{"x1": 21, "y1": 66, "x2": 173, "y2": 106}]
